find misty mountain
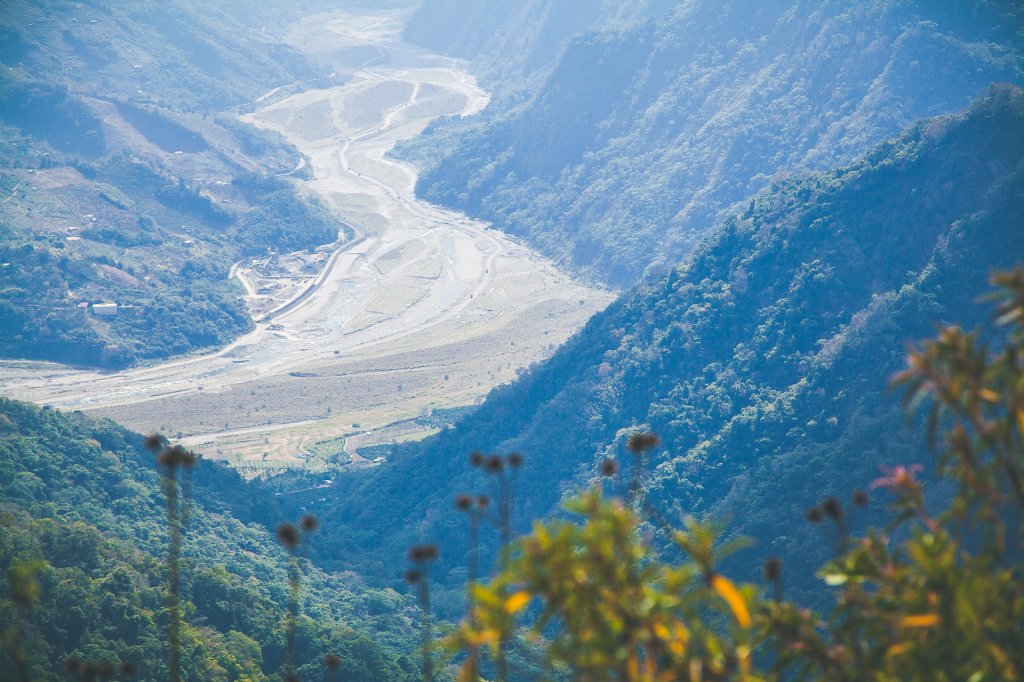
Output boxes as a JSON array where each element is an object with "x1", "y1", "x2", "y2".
[
  {"x1": 400, "y1": 0, "x2": 1024, "y2": 286},
  {"x1": 404, "y1": 0, "x2": 676, "y2": 101},
  {"x1": 0, "y1": 0, "x2": 330, "y2": 110},
  {"x1": 320, "y1": 85, "x2": 1024, "y2": 600},
  {"x1": 0, "y1": 0, "x2": 356, "y2": 367}
]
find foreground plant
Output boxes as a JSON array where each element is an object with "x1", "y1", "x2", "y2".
[
  {"x1": 147, "y1": 436, "x2": 198, "y2": 682},
  {"x1": 2, "y1": 560, "x2": 41, "y2": 682},
  {"x1": 448, "y1": 268, "x2": 1024, "y2": 681},
  {"x1": 277, "y1": 514, "x2": 319, "y2": 681},
  {"x1": 406, "y1": 543, "x2": 440, "y2": 682}
]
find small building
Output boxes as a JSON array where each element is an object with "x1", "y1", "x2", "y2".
[{"x1": 92, "y1": 302, "x2": 118, "y2": 317}]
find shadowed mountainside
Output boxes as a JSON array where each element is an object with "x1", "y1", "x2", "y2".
[
  {"x1": 320, "y1": 85, "x2": 1024, "y2": 605},
  {"x1": 400, "y1": 0, "x2": 1024, "y2": 286}
]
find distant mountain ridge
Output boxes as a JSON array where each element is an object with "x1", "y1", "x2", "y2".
[
  {"x1": 0, "y1": 0, "x2": 357, "y2": 367},
  {"x1": 400, "y1": 0, "x2": 1024, "y2": 286},
  {"x1": 321, "y1": 85, "x2": 1024, "y2": 599}
]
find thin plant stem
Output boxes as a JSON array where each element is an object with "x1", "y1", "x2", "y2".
[{"x1": 163, "y1": 471, "x2": 182, "y2": 682}]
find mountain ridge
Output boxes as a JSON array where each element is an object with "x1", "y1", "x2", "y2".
[
  {"x1": 0, "y1": 0, "x2": 358, "y2": 368},
  {"x1": 399, "y1": 0, "x2": 1024, "y2": 286},
  {"x1": 317, "y1": 84, "x2": 1024, "y2": 601}
]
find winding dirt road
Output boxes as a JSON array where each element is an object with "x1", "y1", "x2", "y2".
[{"x1": 0, "y1": 10, "x2": 612, "y2": 467}]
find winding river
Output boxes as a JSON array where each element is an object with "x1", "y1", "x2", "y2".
[{"x1": 0, "y1": 9, "x2": 611, "y2": 468}]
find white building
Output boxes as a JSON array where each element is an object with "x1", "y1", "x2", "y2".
[{"x1": 92, "y1": 302, "x2": 118, "y2": 317}]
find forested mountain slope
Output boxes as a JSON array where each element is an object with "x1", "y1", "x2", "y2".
[
  {"x1": 403, "y1": 0, "x2": 674, "y2": 102},
  {"x1": 322, "y1": 85, "x2": 1024, "y2": 600},
  {"x1": 0, "y1": 398, "x2": 419, "y2": 681},
  {"x1": 0, "y1": 1, "x2": 354, "y2": 367},
  {"x1": 0, "y1": 0, "x2": 330, "y2": 111},
  {"x1": 400, "y1": 0, "x2": 1024, "y2": 286}
]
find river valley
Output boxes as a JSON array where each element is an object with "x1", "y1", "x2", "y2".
[{"x1": 0, "y1": 9, "x2": 612, "y2": 470}]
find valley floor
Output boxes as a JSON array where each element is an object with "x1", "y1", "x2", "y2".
[{"x1": 0, "y1": 9, "x2": 612, "y2": 470}]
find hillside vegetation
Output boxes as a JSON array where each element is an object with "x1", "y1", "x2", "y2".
[
  {"x1": 0, "y1": 398, "x2": 419, "y2": 681},
  {"x1": 400, "y1": 0, "x2": 1024, "y2": 286},
  {"x1": 0, "y1": 0, "x2": 354, "y2": 368},
  {"x1": 450, "y1": 271, "x2": 1024, "y2": 680},
  {"x1": 319, "y1": 85, "x2": 1024, "y2": 603}
]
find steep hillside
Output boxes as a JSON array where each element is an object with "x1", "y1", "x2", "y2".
[
  {"x1": 403, "y1": 0, "x2": 673, "y2": 102},
  {"x1": 0, "y1": 1, "x2": 352, "y2": 367},
  {"x1": 0, "y1": 398, "x2": 419, "y2": 681},
  {"x1": 401, "y1": 0, "x2": 1024, "y2": 286},
  {"x1": 0, "y1": 0, "x2": 328, "y2": 111},
  {"x1": 321, "y1": 85, "x2": 1024, "y2": 601}
]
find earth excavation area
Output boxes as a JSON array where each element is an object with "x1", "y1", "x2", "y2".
[{"x1": 0, "y1": 10, "x2": 612, "y2": 470}]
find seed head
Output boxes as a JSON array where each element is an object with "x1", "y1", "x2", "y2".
[
  {"x1": 324, "y1": 653, "x2": 342, "y2": 670},
  {"x1": 599, "y1": 459, "x2": 618, "y2": 477},
  {"x1": 483, "y1": 454, "x2": 504, "y2": 473},
  {"x1": 455, "y1": 494, "x2": 473, "y2": 511},
  {"x1": 64, "y1": 659, "x2": 83, "y2": 675},
  {"x1": 143, "y1": 433, "x2": 165, "y2": 452},
  {"x1": 299, "y1": 514, "x2": 319, "y2": 533},
  {"x1": 822, "y1": 497, "x2": 843, "y2": 520},
  {"x1": 469, "y1": 451, "x2": 485, "y2": 467},
  {"x1": 277, "y1": 522, "x2": 300, "y2": 549},
  {"x1": 507, "y1": 452, "x2": 524, "y2": 468},
  {"x1": 405, "y1": 568, "x2": 422, "y2": 584},
  {"x1": 806, "y1": 506, "x2": 823, "y2": 523},
  {"x1": 476, "y1": 495, "x2": 490, "y2": 509},
  {"x1": 157, "y1": 445, "x2": 178, "y2": 467},
  {"x1": 627, "y1": 432, "x2": 660, "y2": 453},
  {"x1": 157, "y1": 444, "x2": 199, "y2": 469},
  {"x1": 409, "y1": 543, "x2": 439, "y2": 563},
  {"x1": 852, "y1": 490, "x2": 869, "y2": 507},
  {"x1": 119, "y1": 660, "x2": 138, "y2": 677},
  {"x1": 763, "y1": 557, "x2": 783, "y2": 582}
]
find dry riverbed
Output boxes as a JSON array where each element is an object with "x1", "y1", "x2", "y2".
[{"x1": 0, "y1": 9, "x2": 612, "y2": 470}]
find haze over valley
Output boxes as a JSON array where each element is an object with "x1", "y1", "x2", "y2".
[
  {"x1": 0, "y1": 8, "x2": 610, "y2": 467},
  {"x1": 1, "y1": 1, "x2": 1023, "y2": 680}
]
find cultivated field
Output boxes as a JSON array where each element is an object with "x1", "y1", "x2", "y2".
[{"x1": 0, "y1": 9, "x2": 612, "y2": 470}]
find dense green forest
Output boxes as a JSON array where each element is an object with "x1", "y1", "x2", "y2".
[
  {"x1": 399, "y1": 0, "x2": 1024, "y2": 286},
  {"x1": 0, "y1": 0, "x2": 357, "y2": 368},
  {"x1": 314, "y1": 85, "x2": 1024, "y2": 609},
  {"x1": 0, "y1": 398, "x2": 420, "y2": 681},
  {"x1": 449, "y1": 275, "x2": 1024, "y2": 679}
]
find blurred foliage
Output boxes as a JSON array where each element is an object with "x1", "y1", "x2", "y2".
[{"x1": 449, "y1": 270, "x2": 1024, "y2": 681}]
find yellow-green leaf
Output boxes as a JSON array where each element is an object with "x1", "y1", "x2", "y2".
[
  {"x1": 898, "y1": 613, "x2": 940, "y2": 628},
  {"x1": 505, "y1": 590, "x2": 532, "y2": 614},
  {"x1": 710, "y1": 574, "x2": 751, "y2": 628}
]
